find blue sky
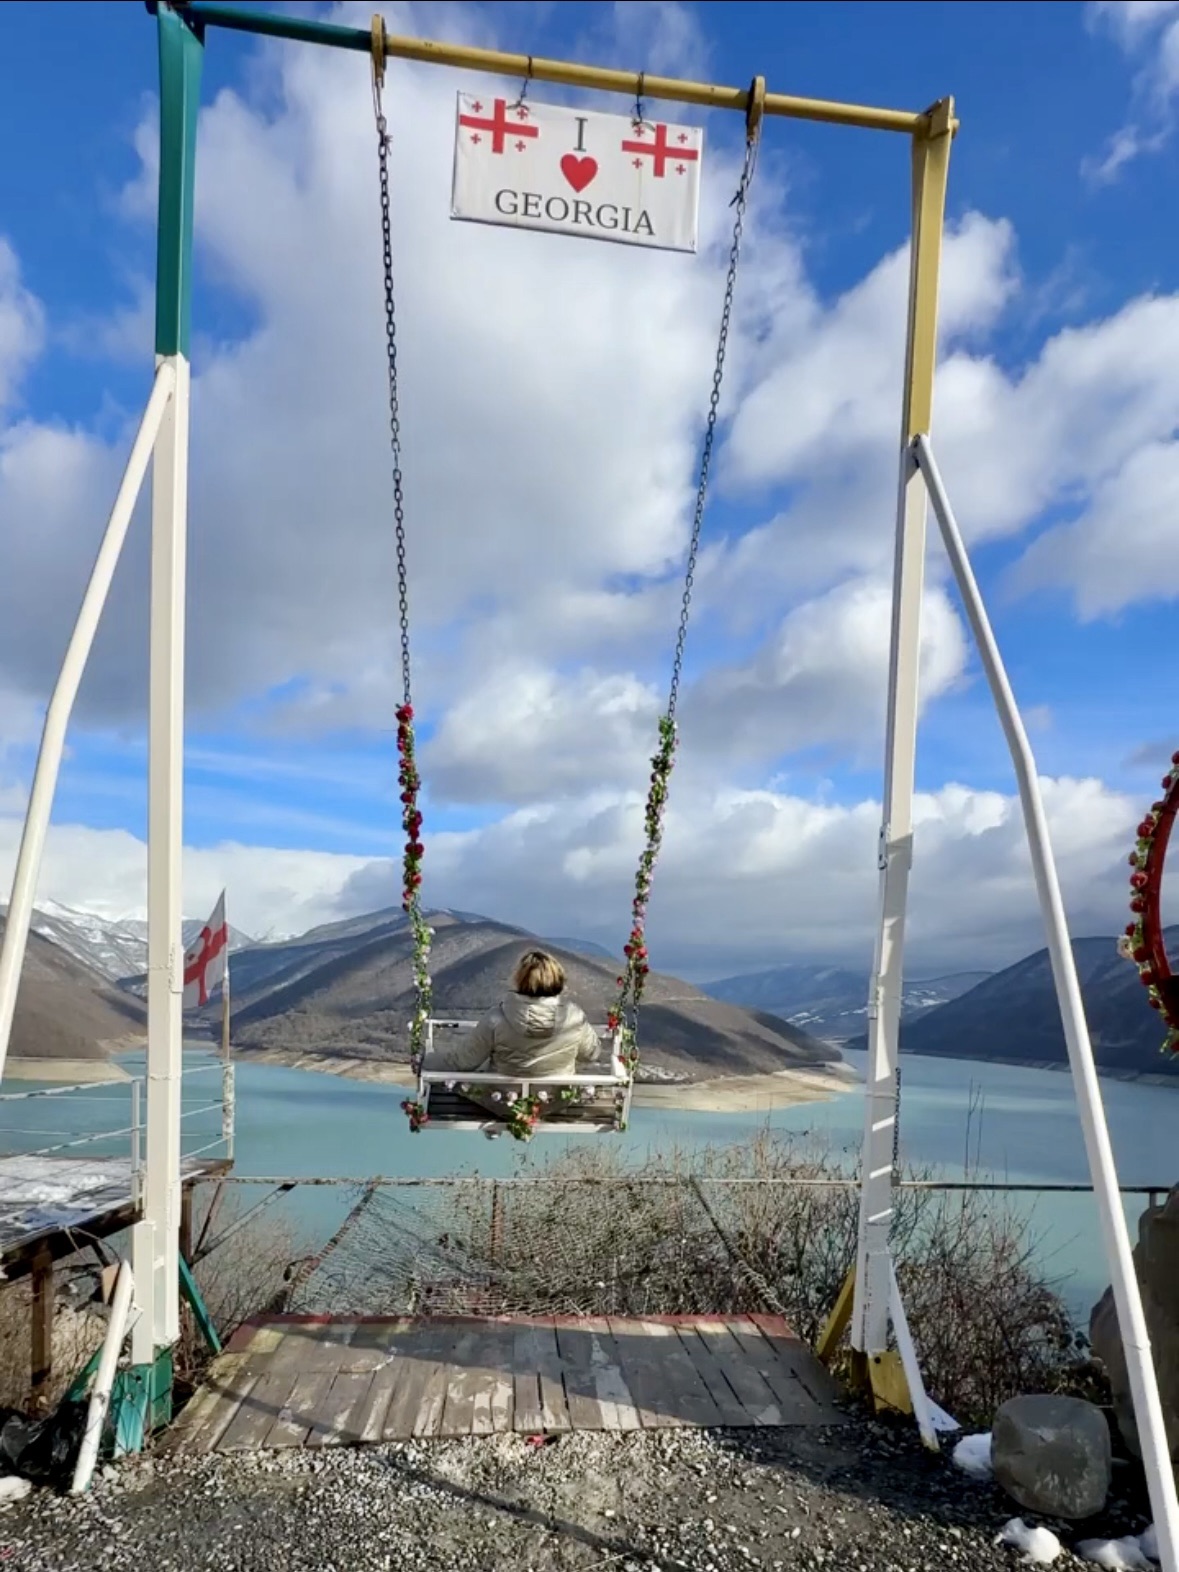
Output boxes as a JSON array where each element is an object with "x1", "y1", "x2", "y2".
[{"x1": 0, "y1": 0, "x2": 1177, "y2": 972}]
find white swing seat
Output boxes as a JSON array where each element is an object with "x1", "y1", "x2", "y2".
[{"x1": 414, "y1": 1019, "x2": 633, "y2": 1133}]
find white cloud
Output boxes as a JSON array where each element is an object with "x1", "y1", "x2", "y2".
[
  {"x1": 1011, "y1": 438, "x2": 1179, "y2": 615},
  {"x1": 337, "y1": 771, "x2": 1140, "y2": 977},
  {"x1": 1085, "y1": 1, "x2": 1179, "y2": 180},
  {"x1": 2, "y1": 0, "x2": 1178, "y2": 986},
  {"x1": 0, "y1": 767, "x2": 1135, "y2": 978},
  {"x1": 0, "y1": 240, "x2": 44, "y2": 411},
  {"x1": 684, "y1": 579, "x2": 968, "y2": 768}
]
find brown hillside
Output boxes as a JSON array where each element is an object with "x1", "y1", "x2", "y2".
[
  {"x1": 0, "y1": 918, "x2": 146, "y2": 1062},
  {"x1": 232, "y1": 918, "x2": 841, "y2": 1078}
]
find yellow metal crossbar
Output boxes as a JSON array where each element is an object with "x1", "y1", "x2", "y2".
[{"x1": 179, "y1": 4, "x2": 954, "y2": 137}]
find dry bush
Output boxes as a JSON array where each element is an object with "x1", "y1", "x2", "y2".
[
  {"x1": 175, "y1": 1188, "x2": 309, "y2": 1388},
  {"x1": 896, "y1": 1190, "x2": 1091, "y2": 1426},
  {"x1": 0, "y1": 1268, "x2": 108, "y2": 1413}
]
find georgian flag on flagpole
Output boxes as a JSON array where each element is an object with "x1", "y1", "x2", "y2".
[{"x1": 183, "y1": 890, "x2": 228, "y2": 1009}]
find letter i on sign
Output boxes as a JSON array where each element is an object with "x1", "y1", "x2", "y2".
[
  {"x1": 560, "y1": 117, "x2": 598, "y2": 195},
  {"x1": 451, "y1": 93, "x2": 704, "y2": 253}
]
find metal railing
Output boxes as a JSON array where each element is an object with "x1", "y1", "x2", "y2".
[{"x1": 0, "y1": 1055, "x2": 235, "y2": 1206}]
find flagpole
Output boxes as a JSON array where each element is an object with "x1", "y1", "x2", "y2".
[{"x1": 220, "y1": 912, "x2": 234, "y2": 1164}]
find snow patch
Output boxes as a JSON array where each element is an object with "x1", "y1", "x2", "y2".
[
  {"x1": 1075, "y1": 1536, "x2": 1154, "y2": 1570},
  {"x1": 995, "y1": 1519, "x2": 1062, "y2": 1565},
  {"x1": 952, "y1": 1431, "x2": 993, "y2": 1479}
]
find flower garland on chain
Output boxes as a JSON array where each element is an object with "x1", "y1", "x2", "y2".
[
  {"x1": 607, "y1": 714, "x2": 678, "y2": 1088},
  {"x1": 1117, "y1": 748, "x2": 1179, "y2": 1056},
  {"x1": 395, "y1": 701, "x2": 434, "y2": 1132}
]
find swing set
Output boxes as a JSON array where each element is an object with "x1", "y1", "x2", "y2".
[{"x1": 0, "y1": 7, "x2": 1175, "y2": 1558}]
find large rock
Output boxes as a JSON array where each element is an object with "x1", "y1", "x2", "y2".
[
  {"x1": 1090, "y1": 1186, "x2": 1179, "y2": 1462},
  {"x1": 992, "y1": 1395, "x2": 1112, "y2": 1519}
]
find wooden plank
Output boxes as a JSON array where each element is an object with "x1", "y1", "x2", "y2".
[
  {"x1": 673, "y1": 1324, "x2": 757, "y2": 1428},
  {"x1": 357, "y1": 1363, "x2": 399, "y2": 1443},
  {"x1": 439, "y1": 1325, "x2": 488, "y2": 1438},
  {"x1": 484, "y1": 1323, "x2": 516, "y2": 1435},
  {"x1": 30, "y1": 1247, "x2": 54, "y2": 1413},
  {"x1": 219, "y1": 1373, "x2": 295, "y2": 1451},
  {"x1": 554, "y1": 1322, "x2": 608, "y2": 1430},
  {"x1": 511, "y1": 1321, "x2": 545, "y2": 1435},
  {"x1": 723, "y1": 1318, "x2": 831, "y2": 1423},
  {"x1": 412, "y1": 1364, "x2": 451, "y2": 1437},
  {"x1": 166, "y1": 1358, "x2": 252, "y2": 1454},
  {"x1": 748, "y1": 1314, "x2": 845, "y2": 1410},
  {"x1": 508, "y1": 1318, "x2": 574, "y2": 1433},
  {"x1": 605, "y1": 1317, "x2": 686, "y2": 1428},
  {"x1": 631, "y1": 1319, "x2": 727, "y2": 1428},
  {"x1": 381, "y1": 1323, "x2": 446, "y2": 1440},
  {"x1": 306, "y1": 1371, "x2": 376, "y2": 1447},
  {"x1": 532, "y1": 1317, "x2": 571, "y2": 1431},
  {"x1": 188, "y1": 1374, "x2": 262, "y2": 1454},
  {"x1": 690, "y1": 1321, "x2": 782, "y2": 1425},
  {"x1": 262, "y1": 1370, "x2": 334, "y2": 1448},
  {"x1": 579, "y1": 1318, "x2": 641, "y2": 1431}
]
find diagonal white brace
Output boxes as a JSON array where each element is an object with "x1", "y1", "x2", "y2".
[
  {"x1": 0, "y1": 363, "x2": 176, "y2": 1087},
  {"x1": 913, "y1": 430, "x2": 1179, "y2": 1572}
]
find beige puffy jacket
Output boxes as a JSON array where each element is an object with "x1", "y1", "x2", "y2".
[{"x1": 432, "y1": 992, "x2": 601, "y2": 1079}]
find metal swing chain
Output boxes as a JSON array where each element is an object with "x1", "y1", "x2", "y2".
[
  {"x1": 667, "y1": 133, "x2": 758, "y2": 724},
  {"x1": 614, "y1": 131, "x2": 760, "y2": 1062},
  {"x1": 373, "y1": 61, "x2": 434, "y2": 1095},
  {"x1": 373, "y1": 72, "x2": 412, "y2": 711}
]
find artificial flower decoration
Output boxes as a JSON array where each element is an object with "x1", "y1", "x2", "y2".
[
  {"x1": 1122, "y1": 749, "x2": 1179, "y2": 1057},
  {"x1": 397, "y1": 702, "x2": 433, "y2": 1086}
]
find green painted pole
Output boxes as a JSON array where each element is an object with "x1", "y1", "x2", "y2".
[{"x1": 154, "y1": 4, "x2": 204, "y2": 359}]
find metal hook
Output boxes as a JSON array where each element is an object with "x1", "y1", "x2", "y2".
[
  {"x1": 510, "y1": 54, "x2": 534, "y2": 112},
  {"x1": 633, "y1": 71, "x2": 646, "y2": 129}
]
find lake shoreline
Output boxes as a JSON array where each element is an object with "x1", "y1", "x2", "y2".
[
  {"x1": 228, "y1": 1046, "x2": 861, "y2": 1111},
  {"x1": 2, "y1": 1056, "x2": 133, "y2": 1084}
]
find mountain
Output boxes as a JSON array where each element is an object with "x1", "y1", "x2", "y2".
[
  {"x1": 0, "y1": 916, "x2": 146, "y2": 1063},
  {"x1": 544, "y1": 936, "x2": 616, "y2": 960},
  {"x1": 228, "y1": 912, "x2": 844, "y2": 1080},
  {"x1": 5, "y1": 899, "x2": 255, "y2": 985},
  {"x1": 703, "y1": 963, "x2": 991, "y2": 1041},
  {"x1": 847, "y1": 928, "x2": 1179, "y2": 1080}
]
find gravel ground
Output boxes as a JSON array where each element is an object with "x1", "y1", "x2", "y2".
[{"x1": 0, "y1": 1421, "x2": 1157, "y2": 1572}]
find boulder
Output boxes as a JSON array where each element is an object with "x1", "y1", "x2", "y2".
[
  {"x1": 992, "y1": 1394, "x2": 1112, "y2": 1519},
  {"x1": 1090, "y1": 1186, "x2": 1179, "y2": 1462}
]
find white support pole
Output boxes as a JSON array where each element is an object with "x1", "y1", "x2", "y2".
[
  {"x1": 0, "y1": 365, "x2": 176, "y2": 1087},
  {"x1": 853, "y1": 442, "x2": 924, "y2": 1355},
  {"x1": 71, "y1": 1259, "x2": 135, "y2": 1495},
  {"x1": 132, "y1": 354, "x2": 190, "y2": 1365},
  {"x1": 913, "y1": 432, "x2": 1179, "y2": 1572},
  {"x1": 888, "y1": 1259, "x2": 939, "y2": 1450},
  {"x1": 851, "y1": 104, "x2": 954, "y2": 1359}
]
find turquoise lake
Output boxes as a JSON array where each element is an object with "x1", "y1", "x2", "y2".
[{"x1": 4, "y1": 1048, "x2": 1175, "y2": 1320}]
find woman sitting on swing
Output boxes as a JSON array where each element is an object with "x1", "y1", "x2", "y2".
[{"x1": 429, "y1": 949, "x2": 601, "y2": 1092}]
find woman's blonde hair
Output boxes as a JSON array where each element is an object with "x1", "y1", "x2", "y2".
[{"x1": 512, "y1": 949, "x2": 566, "y2": 998}]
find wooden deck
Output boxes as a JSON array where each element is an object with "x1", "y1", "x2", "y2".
[{"x1": 169, "y1": 1313, "x2": 847, "y2": 1452}]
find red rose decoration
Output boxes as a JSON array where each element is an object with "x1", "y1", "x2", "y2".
[{"x1": 1124, "y1": 748, "x2": 1179, "y2": 1057}]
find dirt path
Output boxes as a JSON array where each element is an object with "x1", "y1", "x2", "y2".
[{"x1": 2, "y1": 1421, "x2": 1153, "y2": 1571}]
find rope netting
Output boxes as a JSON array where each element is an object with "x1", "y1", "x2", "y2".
[{"x1": 279, "y1": 1143, "x2": 870, "y2": 1339}]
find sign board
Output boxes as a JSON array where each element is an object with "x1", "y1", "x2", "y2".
[{"x1": 451, "y1": 94, "x2": 703, "y2": 254}]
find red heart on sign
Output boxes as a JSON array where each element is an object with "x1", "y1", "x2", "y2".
[{"x1": 560, "y1": 154, "x2": 598, "y2": 193}]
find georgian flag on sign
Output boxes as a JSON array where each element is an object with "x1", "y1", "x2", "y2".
[{"x1": 183, "y1": 891, "x2": 228, "y2": 1009}]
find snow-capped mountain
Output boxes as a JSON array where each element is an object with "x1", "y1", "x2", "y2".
[{"x1": 3, "y1": 899, "x2": 255, "y2": 983}]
